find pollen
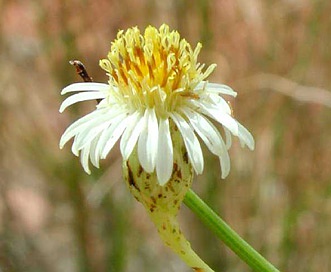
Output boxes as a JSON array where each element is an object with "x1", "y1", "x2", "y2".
[{"x1": 99, "y1": 24, "x2": 215, "y2": 115}]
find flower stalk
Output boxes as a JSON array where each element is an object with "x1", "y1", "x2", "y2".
[
  {"x1": 184, "y1": 189, "x2": 280, "y2": 272},
  {"x1": 123, "y1": 121, "x2": 214, "y2": 271}
]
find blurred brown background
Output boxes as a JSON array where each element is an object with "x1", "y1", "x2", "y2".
[{"x1": 1, "y1": 0, "x2": 331, "y2": 271}]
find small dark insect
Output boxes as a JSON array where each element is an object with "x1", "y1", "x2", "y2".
[
  {"x1": 69, "y1": 60, "x2": 93, "y2": 82},
  {"x1": 69, "y1": 60, "x2": 101, "y2": 103}
]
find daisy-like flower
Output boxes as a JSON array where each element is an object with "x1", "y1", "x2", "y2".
[
  {"x1": 59, "y1": 24, "x2": 254, "y2": 186},
  {"x1": 60, "y1": 24, "x2": 255, "y2": 272}
]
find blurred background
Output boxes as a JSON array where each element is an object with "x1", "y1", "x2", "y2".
[{"x1": 1, "y1": 0, "x2": 331, "y2": 271}]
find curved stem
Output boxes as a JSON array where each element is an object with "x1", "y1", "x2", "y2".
[
  {"x1": 151, "y1": 210, "x2": 214, "y2": 272},
  {"x1": 184, "y1": 189, "x2": 280, "y2": 272}
]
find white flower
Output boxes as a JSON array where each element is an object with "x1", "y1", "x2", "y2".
[{"x1": 59, "y1": 24, "x2": 254, "y2": 185}]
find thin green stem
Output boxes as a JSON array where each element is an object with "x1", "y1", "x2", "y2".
[{"x1": 184, "y1": 189, "x2": 281, "y2": 272}]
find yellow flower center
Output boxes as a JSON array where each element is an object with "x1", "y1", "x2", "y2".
[{"x1": 99, "y1": 24, "x2": 216, "y2": 116}]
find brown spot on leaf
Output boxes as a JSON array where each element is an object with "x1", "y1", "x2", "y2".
[
  {"x1": 173, "y1": 163, "x2": 182, "y2": 179},
  {"x1": 149, "y1": 204, "x2": 156, "y2": 213},
  {"x1": 137, "y1": 165, "x2": 143, "y2": 177},
  {"x1": 127, "y1": 162, "x2": 140, "y2": 191},
  {"x1": 183, "y1": 151, "x2": 188, "y2": 163}
]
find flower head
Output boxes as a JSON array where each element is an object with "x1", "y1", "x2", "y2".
[{"x1": 59, "y1": 24, "x2": 254, "y2": 185}]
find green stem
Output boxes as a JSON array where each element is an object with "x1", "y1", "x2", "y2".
[{"x1": 184, "y1": 189, "x2": 281, "y2": 272}]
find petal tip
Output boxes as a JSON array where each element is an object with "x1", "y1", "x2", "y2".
[
  {"x1": 158, "y1": 177, "x2": 170, "y2": 186},
  {"x1": 249, "y1": 141, "x2": 255, "y2": 151},
  {"x1": 221, "y1": 171, "x2": 229, "y2": 179}
]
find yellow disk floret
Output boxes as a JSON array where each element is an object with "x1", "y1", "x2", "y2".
[{"x1": 99, "y1": 24, "x2": 216, "y2": 117}]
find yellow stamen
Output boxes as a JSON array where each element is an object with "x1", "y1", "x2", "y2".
[{"x1": 99, "y1": 24, "x2": 216, "y2": 116}]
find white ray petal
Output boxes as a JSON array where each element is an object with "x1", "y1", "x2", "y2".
[
  {"x1": 196, "y1": 101, "x2": 239, "y2": 136},
  {"x1": 224, "y1": 127, "x2": 232, "y2": 150},
  {"x1": 120, "y1": 112, "x2": 144, "y2": 160},
  {"x1": 71, "y1": 113, "x2": 115, "y2": 151},
  {"x1": 238, "y1": 122, "x2": 255, "y2": 150},
  {"x1": 100, "y1": 113, "x2": 131, "y2": 159},
  {"x1": 137, "y1": 113, "x2": 148, "y2": 171},
  {"x1": 61, "y1": 82, "x2": 109, "y2": 94},
  {"x1": 147, "y1": 109, "x2": 159, "y2": 171},
  {"x1": 181, "y1": 107, "x2": 232, "y2": 178},
  {"x1": 60, "y1": 108, "x2": 124, "y2": 149},
  {"x1": 89, "y1": 135, "x2": 101, "y2": 168},
  {"x1": 195, "y1": 81, "x2": 237, "y2": 97},
  {"x1": 181, "y1": 107, "x2": 223, "y2": 156},
  {"x1": 138, "y1": 108, "x2": 159, "y2": 173},
  {"x1": 207, "y1": 94, "x2": 232, "y2": 115},
  {"x1": 170, "y1": 112, "x2": 204, "y2": 174},
  {"x1": 156, "y1": 118, "x2": 173, "y2": 185},
  {"x1": 59, "y1": 92, "x2": 106, "y2": 113},
  {"x1": 60, "y1": 110, "x2": 105, "y2": 149},
  {"x1": 138, "y1": 115, "x2": 150, "y2": 170},
  {"x1": 92, "y1": 113, "x2": 127, "y2": 163},
  {"x1": 219, "y1": 148, "x2": 231, "y2": 179},
  {"x1": 80, "y1": 143, "x2": 91, "y2": 174},
  {"x1": 72, "y1": 120, "x2": 112, "y2": 154}
]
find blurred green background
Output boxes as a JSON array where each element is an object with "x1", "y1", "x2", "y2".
[{"x1": 1, "y1": 0, "x2": 331, "y2": 271}]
